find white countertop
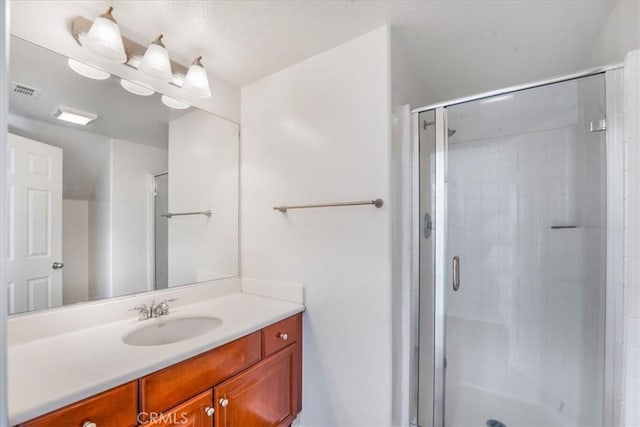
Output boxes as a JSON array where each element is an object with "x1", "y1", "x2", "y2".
[{"x1": 8, "y1": 292, "x2": 304, "y2": 425}]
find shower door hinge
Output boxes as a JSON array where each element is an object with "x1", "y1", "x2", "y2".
[{"x1": 590, "y1": 118, "x2": 607, "y2": 132}]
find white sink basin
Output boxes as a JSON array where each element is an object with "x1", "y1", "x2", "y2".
[{"x1": 123, "y1": 316, "x2": 222, "y2": 346}]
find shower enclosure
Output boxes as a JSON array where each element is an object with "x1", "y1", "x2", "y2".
[{"x1": 412, "y1": 67, "x2": 624, "y2": 427}]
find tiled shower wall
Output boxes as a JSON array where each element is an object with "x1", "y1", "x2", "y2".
[{"x1": 623, "y1": 49, "x2": 640, "y2": 427}]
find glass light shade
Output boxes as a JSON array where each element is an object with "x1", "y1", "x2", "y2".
[
  {"x1": 83, "y1": 8, "x2": 127, "y2": 63},
  {"x1": 181, "y1": 57, "x2": 211, "y2": 98},
  {"x1": 120, "y1": 79, "x2": 155, "y2": 96},
  {"x1": 67, "y1": 58, "x2": 111, "y2": 80},
  {"x1": 161, "y1": 95, "x2": 190, "y2": 110},
  {"x1": 139, "y1": 35, "x2": 173, "y2": 81}
]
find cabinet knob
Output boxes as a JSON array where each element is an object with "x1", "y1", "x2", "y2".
[
  {"x1": 278, "y1": 332, "x2": 288, "y2": 341},
  {"x1": 205, "y1": 406, "x2": 215, "y2": 416},
  {"x1": 219, "y1": 398, "x2": 229, "y2": 408},
  {"x1": 83, "y1": 422, "x2": 97, "y2": 427}
]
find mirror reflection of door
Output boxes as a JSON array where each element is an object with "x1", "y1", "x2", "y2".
[
  {"x1": 6, "y1": 133, "x2": 63, "y2": 314},
  {"x1": 154, "y1": 172, "x2": 169, "y2": 289}
]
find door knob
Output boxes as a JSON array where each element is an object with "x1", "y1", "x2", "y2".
[{"x1": 52, "y1": 262, "x2": 64, "y2": 270}]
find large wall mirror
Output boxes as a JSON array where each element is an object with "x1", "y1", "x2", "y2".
[{"x1": 6, "y1": 36, "x2": 239, "y2": 315}]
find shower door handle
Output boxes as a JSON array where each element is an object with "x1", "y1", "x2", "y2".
[{"x1": 452, "y1": 256, "x2": 460, "y2": 291}]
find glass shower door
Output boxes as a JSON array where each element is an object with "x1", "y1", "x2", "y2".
[{"x1": 443, "y1": 75, "x2": 607, "y2": 427}]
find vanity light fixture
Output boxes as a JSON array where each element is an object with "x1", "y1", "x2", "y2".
[
  {"x1": 71, "y1": 14, "x2": 213, "y2": 102},
  {"x1": 181, "y1": 56, "x2": 211, "y2": 98},
  {"x1": 82, "y1": 7, "x2": 127, "y2": 63},
  {"x1": 53, "y1": 106, "x2": 98, "y2": 126},
  {"x1": 139, "y1": 35, "x2": 173, "y2": 82},
  {"x1": 120, "y1": 79, "x2": 155, "y2": 96},
  {"x1": 67, "y1": 58, "x2": 111, "y2": 80},
  {"x1": 161, "y1": 95, "x2": 190, "y2": 110}
]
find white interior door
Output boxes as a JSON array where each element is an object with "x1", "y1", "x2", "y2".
[{"x1": 5, "y1": 133, "x2": 63, "y2": 314}]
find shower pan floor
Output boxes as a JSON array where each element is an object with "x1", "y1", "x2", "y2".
[{"x1": 445, "y1": 383, "x2": 563, "y2": 427}]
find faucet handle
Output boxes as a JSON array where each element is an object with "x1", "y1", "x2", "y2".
[
  {"x1": 129, "y1": 304, "x2": 149, "y2": 321},
  {"x1": 160, "y1": 298, "x2": 178, "y2": 315}
]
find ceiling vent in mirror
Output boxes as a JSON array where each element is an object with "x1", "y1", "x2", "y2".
[{"x1": 11, "y1": 82, "x2": 42, "y2": 99}]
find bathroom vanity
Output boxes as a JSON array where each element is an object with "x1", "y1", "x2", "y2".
[
  {"x1": 19, "y1": 313, "x2": 301, "y2": 427},
  {"x1": 8, "y1": 287, "x2": 304, "y2": 427}
]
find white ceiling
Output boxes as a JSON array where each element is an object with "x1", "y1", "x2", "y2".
[{"x1": 10, "y1": 1, "x2": 617, "y2": 104}]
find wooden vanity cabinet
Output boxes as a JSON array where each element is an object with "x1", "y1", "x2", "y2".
[
  {"x1": 18, "y1": 381, "x2": 138, "y2": 427},
  {"x1": 17, "y1": 313, "x2": 302, "y2": 427},
  {"x1": 214, "y1": 344, "x2": 298, "y2": 427},
  {"x1": 139, "y1": 332, "x2": 262, "y2": 415},
  {"x1": 145, "y1": 390, "x2": 213, "y2": 427}
]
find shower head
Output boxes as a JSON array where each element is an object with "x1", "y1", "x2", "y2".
[{"x1": 423, "y1": 120, "x2": 457, "y2": 138}]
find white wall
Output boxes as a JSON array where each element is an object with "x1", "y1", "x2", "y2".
[
  {"x1": 168, "y1": 110, "x2": 239, "y2": 286},
  {"x1": 61, "y1": 199, "x2": 89, "y2": 305},
  {"x1": 88, "y1": 151, "x2": 111, "y2": 300},
  {"x1": 587, "y1": 1, "x2": 640, "y2": 68},
  {"x1": 110, "y1": 138, "x2": 167, "y2": 298},
  {"x1": 241, "y1": 27, "x2": 393, "y2": 426}
]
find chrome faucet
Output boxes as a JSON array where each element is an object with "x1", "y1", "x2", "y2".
[
  {"x1": 131, "y1": 299, "x2": 178, "y2": 320},
  {"x1": 130, "y1": 304, "x2": 150, "y2": 321}
]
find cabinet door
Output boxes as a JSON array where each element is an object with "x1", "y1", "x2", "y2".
[
  {"x1": 214, "y1": 344, "x2": 297, "y2": 427},
  {"x1": 145, "y1": 390, "x2": 213, "y2": 427}
]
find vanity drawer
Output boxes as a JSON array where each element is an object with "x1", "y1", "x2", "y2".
[
  {"x1": 139, "y1": 332, "x2": 261, "y2": 415},
  {"x1": 19, "y1": 381, "x2": 137, "y2": 427},
  {"x1": 262, "y1": 314, "x2": 302, "y2": 357}
]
